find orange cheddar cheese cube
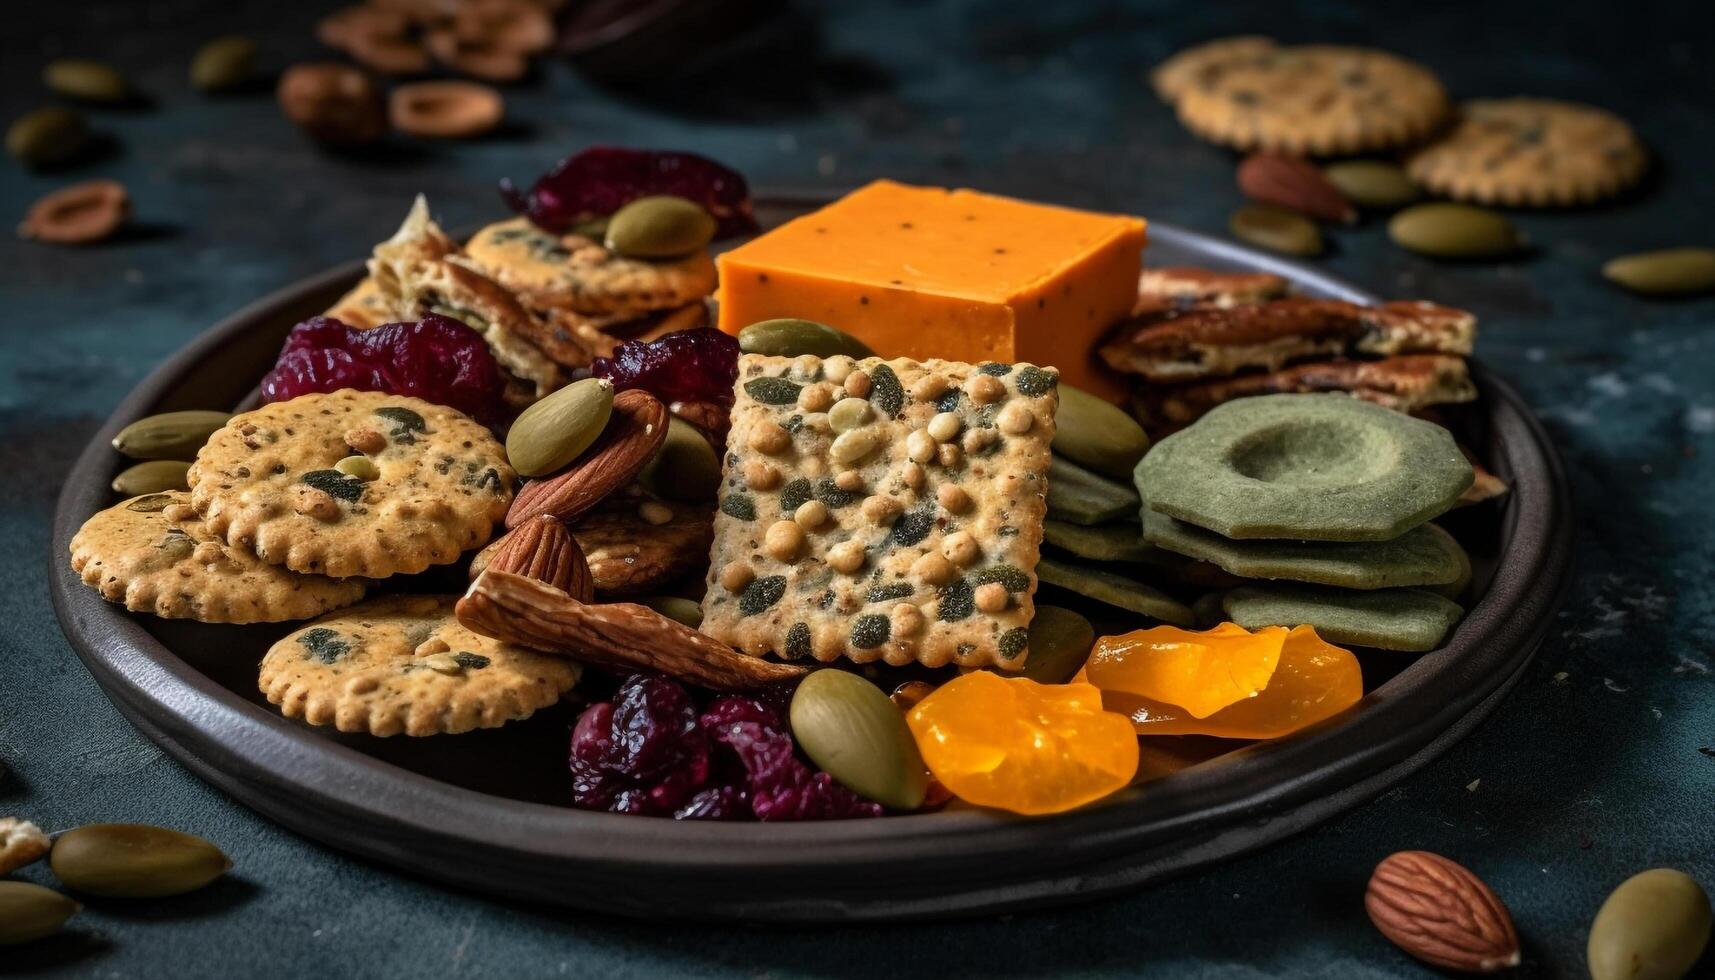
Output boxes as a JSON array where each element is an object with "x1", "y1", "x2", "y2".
[{"x1": 716, "y1": 179, "x2": 1145, "y2": 400}]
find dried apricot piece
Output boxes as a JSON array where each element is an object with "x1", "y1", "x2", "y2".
[
  {"x1": 1086, "y1": 622, "x2": 1289, "y2": 719},
  {"x1": 1098, "y1": 626, "x2": 1363, "y2": 739},
  {"x1": 906, "y1": 672, "x2": 1138, "y2": 816}
]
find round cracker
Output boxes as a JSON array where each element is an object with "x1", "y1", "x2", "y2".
[
  {"x1": 464, "y1": 217, "x2": 716, "y2": 316},
  {"x1": 1406, "y1": 98, "x2": 1647, "y2": 207}
]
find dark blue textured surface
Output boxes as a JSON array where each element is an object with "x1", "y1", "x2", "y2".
[{"x1": 4, "y1": 1, "x2": 1712, "y2": 976}]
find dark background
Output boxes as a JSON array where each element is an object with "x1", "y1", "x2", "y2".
[{"x1": 3, "y1": 0, "x2": 1713, "y2": 976}]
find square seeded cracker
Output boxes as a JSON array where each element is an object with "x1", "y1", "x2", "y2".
[{"x1": 700, "y1": 354, "x2": 1059, "y2": 670}]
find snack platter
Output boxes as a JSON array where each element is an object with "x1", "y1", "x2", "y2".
[{"x1": 48, "y1": 161, "x2": 1570, "y2": 920}]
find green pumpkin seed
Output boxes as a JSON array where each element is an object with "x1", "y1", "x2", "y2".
[
  {"x1": 43, "y1": 59, "x2": 130, "y2": 103},
  {"x1": 738, "y1": 318, "x2": 875, "y2": 358},
  {"x1": 112, "y1": 459, "x2": 191, "y2": 495},
  {"x1": 1587, "y1": 868, "x2": 1712, "y2": 980},
  {"x1": 1230, "y1": 205, "x2": 1322, "y2": 257},
  {"x1": 1603, "y1": 247, "x2": 1715, "y2": 297},
  {"x1": 1388, "y1": 203, "x2": 1521, "y2": 259},
  {"x1": 6, "y1": 107, "x2": 89, "y2": 168},
  {"x1": 0, "y1": 881, "x2": 79, "y2": 946},
  {"x1": 638, "y1": 595, "x2": 703, "y2": 628},
  {"x1": 790, "y1": 669, "x2": 928, "y2": 810},
  {"x1": 604, "y1": 196, "x2": 716, "y2": 259},
  {"x1": 506, "y1": 377, "x2": 615, "y2": 477},
  {"x1": 1016, "y1": 605, "x2": 1094, "y2": 683},
  {"x1": 190, "y1": 35, "x2": 258, "y2": 93},
  {"x1": 1052, "y1": 383, "x2": 1149, "y2": 480},
  {"x1": 334, "y1": 455, "x2": 380, "y2": 481},
  {"x1": 1046, "y1": 454, "x2": 1140, "y2": 525},
  {"x1": 112, "y1": 410, "x2": 234, "y2": 461},
  {"x1": 50, "y1": 823, "x2": 231, "y2": 898},
  {"x1": 570, "y1": 217, "x2": 609, "y2": 239},
  {"x1": 637, "y1": 416, "x2": 719, "y2": 502},
  {"x1": 1322, "y1": 160, "x2": 1420, "y2": 210}
]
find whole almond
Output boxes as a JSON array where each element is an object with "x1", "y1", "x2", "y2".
[
  {"x1": 506, "y1": 389, "x2": 668, "y2": 528},
  {"x1": 1366, "y1": 850, "x2": 1521, "y2": 973},
  {"x1": 1238, "y1": 152, "x2": 1356, "y2": 224},
  {"x1": 484, "y1": 514, "x2": 592, "y2": 601}
]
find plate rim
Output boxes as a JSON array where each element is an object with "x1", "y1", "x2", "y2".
[{"x1": 47, "y1": 215, "x2": 1573, "y2": 920}]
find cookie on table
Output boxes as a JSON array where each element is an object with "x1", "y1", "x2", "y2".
[
  {"x1": 69, "y1": 491, "x2": 366, "y2": 623},
  {"x1": 1150, "y1": 35, "x2": 1278, "y2": 103},
  {"x1": 1406, "y1": 98, "x2": 1648, "y2": 206},
  {"x1": 464, "y1": 217, "x2": 717, "y2": 317},
  {"x1": 189, "y1": 391, "x2": 513, "y2": 579},
  {"x1": 368, "y1": 197, "x2": 568, "y2": 401},
  {"x1": 260, "y1": 595, "x2": 580, "y2": 736},
  {"x1": 1169, "y1": 42, "x2": 1448, "y2": 154},
  {"x1": 701, "y1": 354, "x2": 1060, "y2": 671}
]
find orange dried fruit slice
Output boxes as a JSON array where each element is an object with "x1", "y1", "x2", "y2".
[
  {"x1": 1086, "y1": 622, "x2": 1290, "y2": 719},
  {"x1": 1099, "y1": 625, "x2": 1363, "y2": 739},
  {"x1": 905, "y1": 672, "x2": 1138, "y2": 816}
]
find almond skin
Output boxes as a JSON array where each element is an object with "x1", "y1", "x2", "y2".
[
  {"x1": 484, "y1": 514, "x2": 592, "y2": 602},
  {"x1": 1365, "y1": 850, "x2": 1521, "y2": 973},
  {"x1": 1238, "y1": 152, "x2": 1357, "y2": 224},
  {"x1": 506, "y1": 389, "x2": 669, "y2": 528}
]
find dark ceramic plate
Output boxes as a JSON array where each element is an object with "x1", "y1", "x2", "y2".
[{"x1": 49, "y1": 198, "x2": 1572, "y2": 921}]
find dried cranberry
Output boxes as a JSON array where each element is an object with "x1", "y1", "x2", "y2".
[
  {"x1": 260, "y1": 314, "x2": 507, "y2": 425},
  {"x1": 500, "y1": 146, "x2": 757, "y2": 238},
  {"x1": 702, "y1": 699, "x2": 884, "y2": 821},
  {"x1": 568, "y1": 675, "x2": 710, "y2": 816},
  {"x1": 674, "y1": 784, "x2": 747, "y2": 821},
  {"x1": 591, "y1": 328, "x2": 740, "y2": 409}
]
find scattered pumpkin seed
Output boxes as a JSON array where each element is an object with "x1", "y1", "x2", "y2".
[
  {"x1": 1052, "y1": 383, "x2": 1149, "y2": 480},
  {"x1": 0, "y1": 881, "x2": 79, "y2": 946},
  {"x1": 50, "y1": 824, "x2": 231, "y2": 898},
  {"x1": 1321, "y1": 160, "x2": 1420, "y2": 210},
  {"x1": 1229, "y1": 204, "x2": 1322, "y2": 257},
  {"x1": 334, "y1": 455, "x2": 380, "y2": 481},
  {"x1": 604, "y1": 195, "x2": 716, "y2": 259},
  {"x1": 112, "y1": 459, "x2": 191, "y2": 496},
  {"x1": 638, "y1": 595, "x2": 703, "y2": 628},
  {"x1": 790, "y1": 669, "x2": 927, "y2": 810},
  {"x1": 738, "y1": 318, "x2": 875, "y2": 358},
  {"x1": 505, "y1": 377, "x2": 614, "y2": 477},
  {"x1": 1017, "y1": 605, "x2": 1095, "y2": 684},
  {"x1": 1388, "y1": 203, "x2": 1521, "y2": 259},
  {"x1": 111, "y1": 410, "x2": 233, "y2": 461},
  {"x1": 1587, "y1": 868, "x2": 1711, "y2": 980},
  {"x1": 190, "y1": 35, "x2": 259, "y2": 93},
  {"x1": 6, "y1": 107, "x2": 89, "y2": 168},
  {"x1": 743, "y1": 376, "x2": 803, "y2": 405},
  {"x1": 43, "y1": 58, "x2": 130, "y2": 103},
  {"x1": 1602, "y1": 247, "x2": 1715, "y2": 297},
  {"x1": 637, "y1": 416, "x2": 720, "y2": 502}
]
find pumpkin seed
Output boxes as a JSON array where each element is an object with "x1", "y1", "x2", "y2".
[
  {"x1": 1052, "y1": 383, "x2": 1149, "y2": 480},
  {"x1": 505, "y1": 377, "x2": 614, "y2": 477},
  {"x1": 637, "y1": 416, "x2": 720, "y2": 502},
  {"x1": 738, "y1": 318, "x2": 875, "y2": 358},
  {"x1": 604, "y1": 195, "x2": 716, "y2": 259},
  {"x1": 334, "y1": 455, "x2": 380, "y2": 481},
  {"x1": 638, "y1": 595, "x2": 703, "y2": 628},
  {"x1": 1603, "y1": 248, "x2": 1715, "y2": 297},
  {"x1": 112, "y1": 459, "x2": 191, "y2": 495},
  {"x1": 0, "y1": 881, "x2": 79, "y2": 946},
  {"x1": 6, "y1": 107, "x2": 89, "y2": 168},
  {"x1": 1017, "y1": 605, "x2": 1094, "y2": 683},
  {"x1": 1388, "y1": 203, "x2": 1521, "y2": 259},
  {"x1": 50, "y1": 823, "x2": 231, "y2": 898},
  {"x1": 1587, "y1": 868, "x2": 1711, "y2": 980},
  {"x1": 1230, "y1": 205, "x2": 1322, "y2": 257},
  {"x1": 790, "y1": 669, "x2": 927, "y2": 810},
  {"x1": 43, "y1": 58, "x2": 130, "y2": 103},
  {"x1": 1321, "y1": 160, "x2": 1419, "y2": 210},
  {"x1": 111, "y1": 410, "x2": 233, "y2": 461},
  {"x1": 1046, "y1": 454, "x2": 1140, "y2": 525},
  {"x1": 190, "y1": 35, "x2": 259, "y2": 93}
]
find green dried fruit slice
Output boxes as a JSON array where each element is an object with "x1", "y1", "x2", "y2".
[
  {"x1": 1137, "y1": 393, "x2": 1473, "y2": 542},
  {"x1": 1143, "y1": 507, "x2": 1469, "y2": 590},
  {"x1": 1223, "y1": 583, "x2": 1464, "y2": 652},
  {"x1": 1047, "y1": 454, "x2": 1140, "y2": 526},
  {"x1": 1036, "y1": 556, "x2": 1194, "y2": 626}
]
